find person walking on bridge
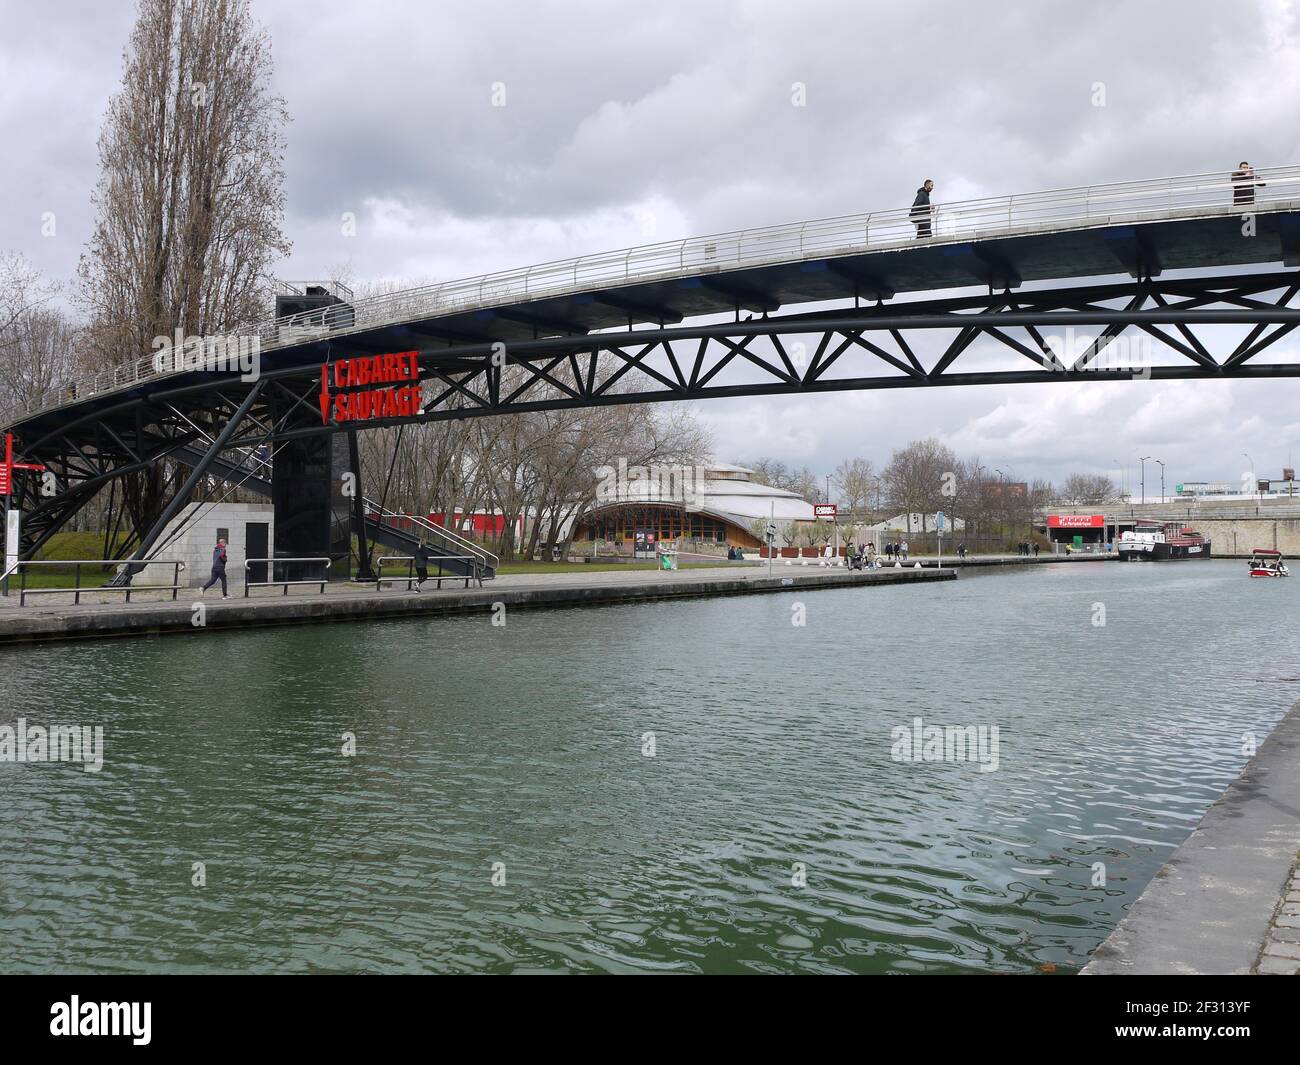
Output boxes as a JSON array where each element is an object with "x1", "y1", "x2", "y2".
[
  {"x1": 1232, "y1": 162, "x2": 1265, "y2": 206},
  {"x1": 911, "y1": 180, "x2": 935, "y2": 238},
  {"x1": 201, "y1": 537, "x2": 229, "y2": 599}
]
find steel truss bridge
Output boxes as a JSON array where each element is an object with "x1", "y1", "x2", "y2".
[{"x1": 4, "y1": 165, "x2": 1300, "y2": 575}]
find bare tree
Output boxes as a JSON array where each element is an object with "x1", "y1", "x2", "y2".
[
  {"x1": 833, "y1": 457, "x2": 878, "y2": 519},
  {"x1": 882, "y1": 437, "x2": 958, "y2": 534},
  {"x1": 77, "y1": 0, "x2": 289, "y2": 365},
  {"x1": 0, "y1": 252, "x2": 66, "y2": 415},
  {"x1": 0, "y1": 305, "x2": 78, "y2": 415},
  {"x1": 74, "y1": 0, "x2": 291, "y2": 541},
  {"x1": 1058, "y1": 473, "x2": 1116, "y2": 506},
  {"x1": 745, "y1": 457, "x2": 820, "y2": 503}
]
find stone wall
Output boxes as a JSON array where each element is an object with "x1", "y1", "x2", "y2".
[{"x1": 1192, "y1": 518, "x2": 1300, "y2": 556}]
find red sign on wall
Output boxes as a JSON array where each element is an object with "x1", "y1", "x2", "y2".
[
  {"x1": 1046, "y1": 514, "x2": 1106, "y2": 528},
  {"x1": 1, "y1": 432, "x2": 46, "y2": 498}
]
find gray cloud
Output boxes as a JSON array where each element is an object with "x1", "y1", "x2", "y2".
[{"x1": 3, "y1": 0, "x2": 1300, "y2": 485}]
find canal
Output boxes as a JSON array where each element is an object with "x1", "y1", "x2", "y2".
[{"x1": 1, "y1": 559, "x2": 1297, "y2": 973}]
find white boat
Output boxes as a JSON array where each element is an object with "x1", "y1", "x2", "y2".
[{"x1": 1248, "y1": 548, "x2": 1290, "y2": 577}]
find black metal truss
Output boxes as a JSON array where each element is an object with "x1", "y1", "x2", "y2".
[
  {"x1": 311, "y1": 269, "x2": 1300, "y2": 436},
  {"x1": 9, "y1": 376, "x2": 321, "y2": 556},
  {"x1": 6, "y1": 269, "x2": 1300, "y2": 558}
]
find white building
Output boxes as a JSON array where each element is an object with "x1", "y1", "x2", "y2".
[
  {"x1": 136, "y1": 502, "x2": 274, "y2": 587},
  {"x1": 576, "y1": 462, "x2": 816, "y2": 548}
]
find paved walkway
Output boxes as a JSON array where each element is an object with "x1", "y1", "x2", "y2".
[
  {"x1": 1084, "y1": 699, "x2": 1300, "y2": 975},
  {"x1": 0, "y1": 563, "x2": 953, "y2": 644},
  {"x1": 1257, "y1": 858, "x2": 1300, "y2": 974},
  {"x1": 0, "y1": 552, "x2": 1098, "y2": 614}
]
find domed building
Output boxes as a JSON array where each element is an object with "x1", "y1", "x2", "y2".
[{"x1": 574, "y1": 463, "x2": 815, "y2": 550}]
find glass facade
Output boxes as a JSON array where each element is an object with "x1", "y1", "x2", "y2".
[{"x1": 584, "y1": 505, "x2": 730, "y2": 543}]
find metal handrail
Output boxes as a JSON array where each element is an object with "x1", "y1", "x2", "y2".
[
  {"x1": 375, "y1": 553, "x2": 483, "y2": 590},
  {"x1": 6, "y1": 558, "x2": 186, "y2": 606},
  {"x1": 5, "y1": 164, "x2": 1298, "y2": 429},
  {"x1": 241, "y1": 556, "x2": 330, "y2": 596},
  {"x1": 366, "y1": 503, "x2": 500, "y2": 574}
]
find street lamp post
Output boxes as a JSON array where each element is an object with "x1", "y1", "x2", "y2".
[
  {"x1": 1155, "y1": 459, "x2": 1165, "y2": 504},
  {"x1": 995, "y1": 468, "x2": 1007, "y2": 546},
  {"x1": 1139, "y1": 455, "x2": 1150, "y2": 505}
]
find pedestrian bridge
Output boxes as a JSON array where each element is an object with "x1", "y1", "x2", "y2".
[
  {"x1": 4, "y1": 165, "x2": 1300, "y2": 576},
  {"x1": 5, "y1": 164, "x2": 1300, "y2": 434}
]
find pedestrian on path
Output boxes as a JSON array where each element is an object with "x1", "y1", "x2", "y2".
[
  {"x1": 412, "y1": 538, "x2": 433, "y2": 593},
  {"x1": 201, "y1": 538, "x2": 229, "y2": 599}
]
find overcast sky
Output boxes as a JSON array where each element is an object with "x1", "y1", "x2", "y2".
[{"x1": 4, "y1": 0, "x2": 1300, "y2": 489}]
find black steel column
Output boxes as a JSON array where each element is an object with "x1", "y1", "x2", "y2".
[
  {"x1": 347, "y1": 429, "x2": 373, "y2": 580},
  {"x1": 272, "y1": 402, "x2": 334, "y2": 583}
]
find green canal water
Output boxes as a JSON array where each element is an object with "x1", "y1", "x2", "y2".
[{"x1": 1, "y1": 560, "x2": 1297, "y2": 974}]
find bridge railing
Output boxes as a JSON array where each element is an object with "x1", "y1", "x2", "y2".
[{"x1": 6, "y1": 164, "x2": 1300, "y2": 428}]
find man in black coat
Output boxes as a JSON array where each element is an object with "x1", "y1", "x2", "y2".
[
  {"x1": 1232, "y1": 161, "x2": 1265, "y2": 206},
  {"x1": 412, "y1": 539, "x2": 433, "y2": 592},
  {"x1": 911, "y1": 180, "x2": 935, "y2": 238}
]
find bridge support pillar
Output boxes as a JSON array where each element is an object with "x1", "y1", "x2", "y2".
[
  {"x1": 347, "y1": 430, "x2": 374, "y2": 581},
  {"x1": 271, "y1": 420, "x2": 352, "y2": 582}
]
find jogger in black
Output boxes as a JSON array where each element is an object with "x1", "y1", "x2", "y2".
[{"x1": 411, "y1": 539, "x2": 433, "y2": 593}]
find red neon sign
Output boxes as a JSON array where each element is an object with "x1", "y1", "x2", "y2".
[{"x1": 319, "y1": 352, "x2": 423, "y2": 425}]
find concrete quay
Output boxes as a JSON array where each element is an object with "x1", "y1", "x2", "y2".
[
  {"x1": 0, "y1": 563, "x2": 954, "y2": 646},
  {"x1": 1083, "y1": 698, "x2": 1300, "y2": 975}
]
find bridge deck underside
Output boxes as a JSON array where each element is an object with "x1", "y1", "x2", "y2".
[{"x1": 6, "y1": 208, "x2": 1300, "y2": 440}]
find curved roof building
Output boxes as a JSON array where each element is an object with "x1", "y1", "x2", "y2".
[{"x1": 578, "y1": 463, "x2": 815, "y2": 548}]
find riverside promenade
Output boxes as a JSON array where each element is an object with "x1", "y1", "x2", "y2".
[
  {"x1": 0, "y1": 562, "x2": 954, "y2": 645},
  {"x1": 1084, "y1": 698, "x2": 1300, "y2": 976}
]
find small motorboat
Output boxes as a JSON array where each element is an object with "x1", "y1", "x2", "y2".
[{"x1": 1248, "y1": 548, "x2": 1290, "y2": 577}]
